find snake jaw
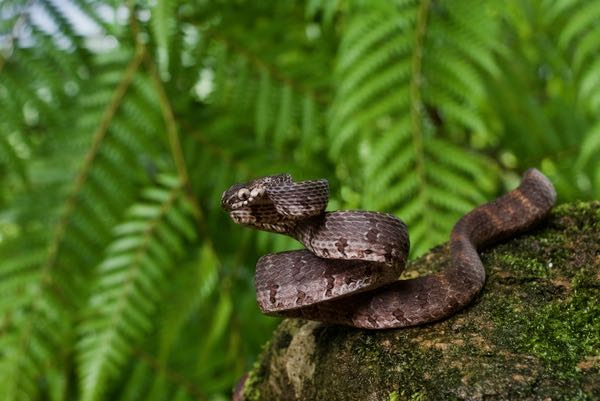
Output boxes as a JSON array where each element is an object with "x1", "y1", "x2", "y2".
[{"x1": 230, "y1": 208, "x2": 256, "y2": 225}]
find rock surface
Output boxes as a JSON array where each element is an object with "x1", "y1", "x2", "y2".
[{"x1": 241, "y1": 202, "x2": 600, "y2": 401}]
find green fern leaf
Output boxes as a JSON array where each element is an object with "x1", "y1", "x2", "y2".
[
  {"x1": 558, "y1": 1, "x2": 600, "y2": 48},
  {"x1": 77, "y1": 175, "x2": 196, "y2": 401},
  {"x1": 330, "y1": 1, "x2": 500, "y2": 256}
]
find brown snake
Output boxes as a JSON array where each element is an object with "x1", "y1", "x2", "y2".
[{"x1": 221, "y1": 169, "x2": 556, "y2": 329}]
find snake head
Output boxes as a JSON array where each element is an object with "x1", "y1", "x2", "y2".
[{"x1": 221, "y1": 174, "x2": 292, "y2": 211}]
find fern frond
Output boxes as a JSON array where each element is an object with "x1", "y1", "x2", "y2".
[
  {"x1": 77, "y1": 175, "x2": 196, "y2": 401},
  {"x1": 558, "y1": 1, "x2": 600, "y2": 49},
  {"x1": 329, "y1": 0, "x2": 500, "y2": 256},
  {"x1": 0, "y1": 39, "x2": 174, "y2": 399},
  {"x1": 0, "y1": 241, "x2": 65, "y2": 401}
]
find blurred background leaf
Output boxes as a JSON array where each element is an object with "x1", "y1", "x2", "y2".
[{"x1": 0, "y1": 0, "x2": 597, "y2": 400}]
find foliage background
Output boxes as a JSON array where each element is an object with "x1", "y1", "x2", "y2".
[{"x1": 0, "y1": 0, "x2": 598, "y2": 400}]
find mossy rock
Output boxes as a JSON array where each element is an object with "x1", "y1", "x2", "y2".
[{"x1": 242, "y1": 201, "x2": 600, "y2": 401}]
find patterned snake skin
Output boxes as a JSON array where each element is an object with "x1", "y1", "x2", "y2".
[{"x1": 221, "y1": 169, "x2": 556, "y2": 329}]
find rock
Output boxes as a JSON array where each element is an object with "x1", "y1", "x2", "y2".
[{"x1": 241, "y1": 202, "x2": 600, "y2": 401}]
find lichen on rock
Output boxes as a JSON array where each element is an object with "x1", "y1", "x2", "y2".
[{"x1": 242, "y1": 202, "x2": 600, "y2": 401}]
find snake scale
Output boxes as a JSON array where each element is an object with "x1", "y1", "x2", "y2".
[{"x1": 221, "y1": 169, "x2": 556, "y2": 329}]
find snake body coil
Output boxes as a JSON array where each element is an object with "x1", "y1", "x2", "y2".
[{"x1": 221, "y1": 169, "x2": 556, "y2": 329}]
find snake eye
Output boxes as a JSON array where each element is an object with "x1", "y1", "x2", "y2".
[{"x1": 237, "y1": 188, "x2": 251, "y2": 200}]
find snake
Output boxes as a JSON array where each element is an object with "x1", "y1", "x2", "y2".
[{"x1": 221, "y1": 169, "x2": 556, "y2": 329}]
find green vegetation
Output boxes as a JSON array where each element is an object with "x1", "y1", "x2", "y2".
[{"x1": 0, "y1": 1, "x2": 598, "y2": 400}]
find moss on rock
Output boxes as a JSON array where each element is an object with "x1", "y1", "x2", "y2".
[{"x1": 244, "y1": 202, "x2": 600, "y2": 401}]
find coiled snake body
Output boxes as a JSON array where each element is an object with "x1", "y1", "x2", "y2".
[{"x1": 221, "y1": 169, "x2": 556, "y2": 329}]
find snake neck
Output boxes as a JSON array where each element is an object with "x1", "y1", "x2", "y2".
[{"x1": 290, "y1": 215, "x2": 323, "y2": 250}]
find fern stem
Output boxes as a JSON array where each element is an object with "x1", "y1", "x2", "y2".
[
  {"x1": 128, "y1": 1, "x2": 207, "y2": 237},
  {"x1": 143, "y1": 55, "x2": 221, "y2": 253},
  {"x1": 409, "y1": 0, "x2": 432, "y2": 229},
  {"x1": 143, "y1": 52, "x2": 189, "y2": 186}
]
